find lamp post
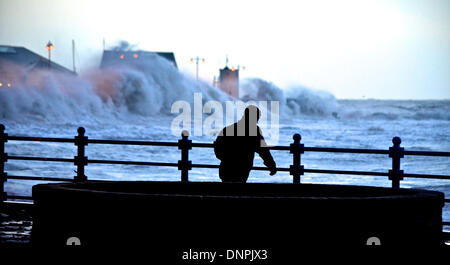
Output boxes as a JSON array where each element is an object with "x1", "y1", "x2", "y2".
[
  {"x1": 46, "y1": 41, "x2": 54, "y2": 69},
  {"x1": 190, "y1": 56, "x2": 205, "y2": 81}
]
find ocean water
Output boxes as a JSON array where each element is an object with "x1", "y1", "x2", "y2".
[{"x1": 1, "y1": 54, "x2": 449, "y2": 222}]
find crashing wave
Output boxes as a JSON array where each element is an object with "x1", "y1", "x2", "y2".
[
  {"x1": 0, "y1": 53, "x2": 231, "y2": 122},
  {"x1": 241, "y1": 78, "x2": 338, "y2": 117}
]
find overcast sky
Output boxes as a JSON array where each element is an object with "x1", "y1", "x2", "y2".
[{"x1": 0, "y1": 0, "x2": 449, "y2": 99}]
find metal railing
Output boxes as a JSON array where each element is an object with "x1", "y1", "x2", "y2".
[{"x1": 1, "y1": 124, "x2": 450, "y2": 227}]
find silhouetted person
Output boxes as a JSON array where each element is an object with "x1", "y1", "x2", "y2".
[{"x1": 214, "y1": 106, "x2": 277, "y2": 183}]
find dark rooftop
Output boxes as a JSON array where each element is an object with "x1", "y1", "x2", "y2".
[{"x1": 0, "y1": 45, "x2": 75, "y2": 75}]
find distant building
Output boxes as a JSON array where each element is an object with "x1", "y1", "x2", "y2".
[
  {"x1": 218, "y1": 66, "x2": 239, "y2": 98},
  {"x1": 0, "y1": 45, "x2": 75, "y2": 87},
  {"x1": 100, "y1": 50, "x2": 178, "y2": 69}
]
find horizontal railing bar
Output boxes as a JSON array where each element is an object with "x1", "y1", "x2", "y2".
[
  {"x1": 7, "y1": 175, "x2": 72, "y2": 182},
  {"x1": 186, "y1": 144, "x2": 450, "y2": 156},
  {"x1": 304, "y1": 168, "x2": 389, "y2": 176},
  {"x1": 303, "y1": 169, "x2": 450, "y2": 180},
  {"x1": 191, "y1": 163, "x2": 219, "y2": 169},
  {"x1": 6, "y1": 135, "x2": 450, "y2": 157},
  {"x1": 190, "y1": 144, "x2": 291, "y2": 150},
  {"x1": 403, "y1": 173, "x2": 450, "y2": 180},
  {"x1": 8, "y1": 136, "x2": 74, "y2": 143},
  {"x1": 7, "y1": 155, "x2": 74, "y2": 163},
  {"x1": 304, "y1": 147, "x2": 389, "y2": 154},
  {"x1": 303, "y1": 148, "x2": 450, "y2": 157},
  {"x1": 254, "y1": 166, "x2": 290, "y2": 172},
  {"x1": 191, "y1": 143, "x2": 214, "y2": 148},
  {"x1": 6, "y1": 155, "x2": 450, "y2": 180},
  {"x1": 88, "y1": 139, "x2": 178, "y2": 146},
  {"x1": 190, "y1": 164, "x2": 291, "y2": 171},
  {"x1": 444, "y1": 222, "x2": 450, "y2": 226},
  {"x1": 268, "y1": 146, "x2": 290, "y2": 151},
  {"x1": 246, "y1": 166, "x2": 291, "y2": 172},
  {"x1": 88, "y1": 159, "x2": 178, "y2": 167},
  {"x1": 404, "y1": 150, "x2": 450, "y2": 157},
  {"x1": 6, "y1": 195, "x2": 33, "y2": 200}
]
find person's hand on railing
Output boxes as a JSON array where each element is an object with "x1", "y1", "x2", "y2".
[{"x1": 270, "y1": 166, "x2": 277, "y2": 176}]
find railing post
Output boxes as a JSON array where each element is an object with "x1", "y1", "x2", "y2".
[
  {"x1": 74, "y1": 127, "x2": 88, "y2": 182},
  {"x1": 389, "y1": 136, "x2": 404, "y2": 188},
  {"x1": 178, "y1": 130, "x2": 192, "y2": 182},
  {"x1": 290, "y1": 133, "x2": 304, "y2": 184},
  {"x1": 0, "y1": 124, "x2": 8, "y2": 203}
]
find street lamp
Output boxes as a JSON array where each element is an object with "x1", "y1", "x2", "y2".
[
  {"x1": 46, "y1": 41, "x2": 54, "y2": 69},
  {"x1": 190, "y1": 56, "x2": 205, "y2": 81}
]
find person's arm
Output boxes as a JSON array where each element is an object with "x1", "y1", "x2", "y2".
[{"x1": 256, "y1": 128, "x2": 277, "y2": 175}]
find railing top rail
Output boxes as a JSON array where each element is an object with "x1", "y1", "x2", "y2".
[
  {"x1": 303, "y1": 146, "x2": 389, "y2": 154},
  {"x1": 191, "y1": 143, "x2": 214, "y2": 148},
  {"x1": 404, "y1": 150, "x2": 450, "y2": 157},
  {"x1": 7, "y1": 155, "x2": 74, "y2": 163},
  {"x1": 88, "y1": 138, "x2": 179, "y2": 147},
  {"x1": 5, "y1": 134, "x2": 450, "y2": 157},
  {"x1": 7, "y1": 136, "x2": 74, "y2": 143}
]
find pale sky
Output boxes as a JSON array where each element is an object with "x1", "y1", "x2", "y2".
[{"x1": 0, "y1": 0, "x2": 449, "y2": 99}]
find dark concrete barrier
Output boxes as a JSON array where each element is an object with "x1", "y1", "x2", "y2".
[{"x1": 32, "y1": 181, "x2": 444, "y2": 250}]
